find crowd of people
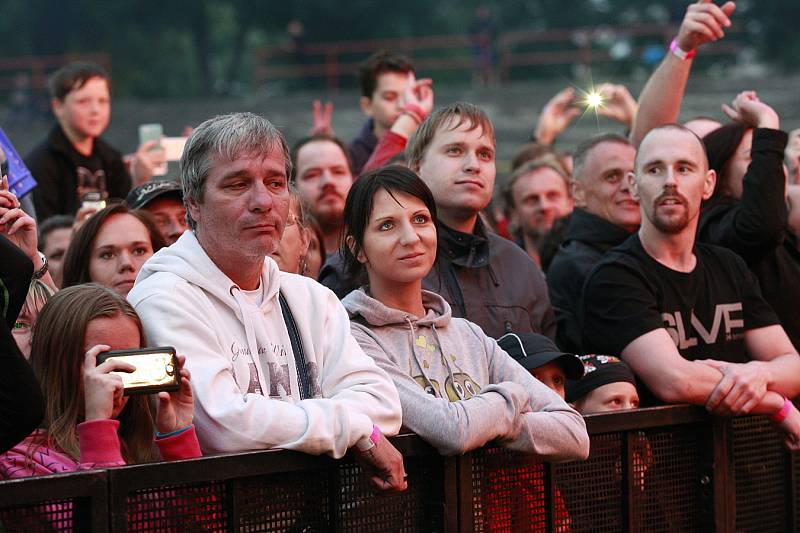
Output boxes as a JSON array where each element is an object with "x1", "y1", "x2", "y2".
[{"x1": 1, "y1": 0, "x2": 799, "y2": 519}]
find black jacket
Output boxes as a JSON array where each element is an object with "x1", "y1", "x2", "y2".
[
  {"x1": 320, "y1": 219, "x2": 556, "y2": 340},
  {"x1": 348, "y1": 119, "x2": 378, "y2": 177},
  {"x1": 0, "y1": 236, "x2": 44, "y2": 453},
  {"x1": 547, "y1": 208, "x2": 632, "y2": 353},
  {"x1": 27, "y1": 125, "x2": 131, "y2": 221},
  {"x1": 698, "y1": 128, "x2": 800, "y2": 349}
]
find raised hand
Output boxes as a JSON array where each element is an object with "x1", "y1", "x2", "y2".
[
  {"x1": 535, "y1": 87, "x2": 581, "y2": 145},
  {"x1": 155, "y1": 354, "x2": 194, "y2": 434},
  {"x1": 596, "y1": 83, "x2": 638, "y2": 127},
  {"x1": 721, "y1": 90, "x2": 780, "y2": 130},
  {"x1": 676, "y1": 1, "x2": 737, "y2": 52},
  {"x1": 310, "y1": 100, "x2": 335, "y2": 136}
]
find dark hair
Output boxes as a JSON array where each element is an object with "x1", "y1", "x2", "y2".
[
  {"x1": 290, "y1": 134, "x2": 354, "y2": 182},
  {"x1": 511, "y1": 142, "x2": 557, "y2": 171},
  {"x1": 62, "y1": 204, "x2": 166, "y2": 288},
  {"x1": 702, "y1": 122, "x2": 749, "y2": 201},
  {"x1": 48, "y1": 62, "x2": 110, "y2": 102},
  {"x1": 342, "y1": 165, "x2": 437, "y2": 287},
  {"x1": 38, "y1": 215, "x2": 75, "y2": 252},
  {"x1": 572, "y1": 133, "x2": 632, "y2": 182},
  {"x1": 358, "y1": 50, "x2": 415, "y2": 98}
]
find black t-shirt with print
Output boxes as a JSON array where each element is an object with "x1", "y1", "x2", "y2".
[{"x1": 581, "y1": 233, "x2": 779, "y2": 406}]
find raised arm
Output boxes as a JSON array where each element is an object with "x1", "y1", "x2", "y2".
[{"x1": 630, "y1": 0, "x2": 736, "y2": 146}]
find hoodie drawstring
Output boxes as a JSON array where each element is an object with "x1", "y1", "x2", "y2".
[
  {"x1": 230, "y1": 285, "x2": 268, "y2": 397},
  {"x1": 405, "y1": 316, "x2": 463, "y2": 401},
  {"x1": 430, "y1": 323, "x2": 462, "y2": 400}
]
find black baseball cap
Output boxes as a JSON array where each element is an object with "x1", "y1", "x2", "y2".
[
  {"x1": 497, "y1": 332, "x2": 584, "y2": 380},
  {"x1": 565, "y1": 354, "x2": 637, "y2": 403},
  {"x1": 126, "y1": 180, "x2": 182, "y2": 210}
]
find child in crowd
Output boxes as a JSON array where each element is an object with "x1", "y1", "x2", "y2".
[
  {"x1": 498, "y1": 332, "x2": 584, "y2": 399},
  {"x1": 566, "y1": 354, "x2": 640, "y2": 414},
  {"x1": 0, "y1": 283, "x2": 200, "y2": 479}
]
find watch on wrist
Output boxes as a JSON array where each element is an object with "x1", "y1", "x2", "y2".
[{"x1": 32, "y1": 251, "x2": 48, "y2": 280}]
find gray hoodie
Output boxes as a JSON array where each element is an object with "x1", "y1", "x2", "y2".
[{"x1": 343, "y1": 288, "x2": 589, "y2": 459}]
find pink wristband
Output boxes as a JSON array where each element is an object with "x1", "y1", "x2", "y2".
[
  {"x1": 402, "y1": 103, "x2": 427, "y2": 123},
  {"x1": 769, "y1": 397, "x2": 792, "y2": 423},
  {"x1": 355, "y1": 424, "x2": 381, "y2": 452},
  {"x1": 669, "y1": 38, "x2": 696, "y2": 60}
]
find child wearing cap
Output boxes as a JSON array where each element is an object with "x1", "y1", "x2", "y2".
[
  {"x1": 566, "y1": 354, "x2": 640, "y2": 414},
  {"x1": 498, "y1": 332, "x2": 584, "y2": 400}
]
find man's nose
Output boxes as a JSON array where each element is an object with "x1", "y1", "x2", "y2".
[{"x1": 250, "y1": 181, "x2": 274, "y2": 211}]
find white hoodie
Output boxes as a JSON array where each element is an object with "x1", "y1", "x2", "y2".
[{"x1": 128, "y1": 231, "x2": 401, "y2": 457}]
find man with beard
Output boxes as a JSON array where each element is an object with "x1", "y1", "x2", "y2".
[
  {"x1": 505, "y1": 156, "x2": 573, "y2": 266},
  {"x1": 291, "y1": 135, "x2": 354, "y2": 256},
  {"x1": 580, "y1": 125, "x2": 800, "y2": 447},
  {"x1": 547, "y1": 133, "x2": 639, "y2": 353}
]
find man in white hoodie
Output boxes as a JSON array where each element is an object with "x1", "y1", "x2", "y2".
[{"x1": 128, "y1": 112, "x2": 407, "y2": 492}]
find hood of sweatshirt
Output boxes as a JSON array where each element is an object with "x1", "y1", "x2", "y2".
[
  {"x1": 342, "y1": 288, "x2": 452, "y2": 329},
  {"x1": 135, "y1": 230, "x2": 281, "y2": 316},
  {"x1": 564, "y1": 208, "x2": 633, "y2": 252}
]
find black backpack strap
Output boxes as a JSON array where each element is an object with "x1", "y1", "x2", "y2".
[{"x1": 279, "y1": 292, "x2": 313, "y2": 400}]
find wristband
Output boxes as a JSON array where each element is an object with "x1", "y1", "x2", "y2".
[
  {"x1": 769, "y1": 397, "x2": 792, "y2": 423},
  {"x1": 669, "y1": 39, "x2": 696, "y2": 61},
  {"x1": 402, "y1": 103, "x2": 427, "y2": 124},
  {"x1": 32, "y1": 251, "x2": 49, "y2": 280},
  {"x1": 156, "y1": 424, "x2": 193, "y2": 439},
  {"x1": 355, "y1": 424, "x2": 381, "y2": 452}
]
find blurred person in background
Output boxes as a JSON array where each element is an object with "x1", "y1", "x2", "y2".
[
  {"x1": 38, "y1": 215, "x2": 74, "y2": 288},
  {"x1": 270, "y1": 188, "x2": 310, "y2": 275},
  {"x1": 26, "y1": 62, "x2": 164, "y2": 221},
  {"x1": 126, "y1": 180, "x2": 188, "y2": 246}
]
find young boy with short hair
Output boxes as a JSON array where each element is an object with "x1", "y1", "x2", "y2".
[
  {"x1": 349, "y1": 51, "x2": 416, "y2": 175},
  {"x1": 498, "y1": 332, "x2": 584, "y2": 400}
]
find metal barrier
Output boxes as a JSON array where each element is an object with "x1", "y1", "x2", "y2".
[
  {"x1": 252, "y1": 23, "x2": 744, "y2": 91},
  {"x1": 0, "y1": 405, "x2": 796, "y2": 532}
]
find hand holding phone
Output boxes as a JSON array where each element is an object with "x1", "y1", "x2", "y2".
[
  {"x1": 96, "y1": 346, "x2": 181, "y2": 396},
  {"x1": 153, "y1": 354, "x2": 194, "y2": 435},
  {"x1": 83, "y1": 344, "x2": 137, "y2": 421}
]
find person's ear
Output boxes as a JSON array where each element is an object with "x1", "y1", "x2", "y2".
[
  {"x1": 51, "y1": 98, "x2": 63, "y2": 120},
  {"x1": 627, "y1": 172, "x2": 640, "y2": 201},
  {"x1": 186, "y1": 195, "x2": 202, "y2": 226},
  {"x1": 345, "y1": 235, "x2": 368, "y2": 264},
  {"x1": 360, "y1": 96, "x2": 373, "y2": 118},
  {"x1": 571, "y1": 179, "x2": 586, "y2": 207},
  {"x1": 702, "y1": 169, "x2": 717, "y2": 201}
]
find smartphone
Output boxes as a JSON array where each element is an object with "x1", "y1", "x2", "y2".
[
  {"x1": 97, "y1": 346, "x2": 181, "y2": 396},
  {"x1": 81, "y1": 191, "x2": 107, "y2": 211},
  {"x1": 138, "y1": 123, "x2": 168, "y2": 176}
]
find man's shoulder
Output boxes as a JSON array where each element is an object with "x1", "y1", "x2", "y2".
[
  {"x1": 486, "y1": 232, "x2": 539, "y2": 270},
  {"x1": 549, "y1": 239, "x2": 605, "y2": 283},
  {"x1": 129, "y1": 270, "x2": 193, "y2": 307}
]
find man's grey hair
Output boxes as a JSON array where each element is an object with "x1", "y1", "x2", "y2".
[
  {"x1": 572, "y1": 133, "x2": 631, "y2": 183},
  {"x1": 180, "y1": 112, "x2": 292, "y2": 231}
]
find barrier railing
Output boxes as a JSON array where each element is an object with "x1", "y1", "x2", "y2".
[
  {"x1": 253, "y1": 23, "x2": 744, "y2": 91},
  {"x1": 0, "y1": 404, "x2": 796, "y2": 532}
]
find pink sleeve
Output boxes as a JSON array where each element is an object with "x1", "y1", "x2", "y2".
[
  {"x1": 77, "y1": 419, "x2": 125, "y2": 469},
  {"x1": 155, "y1": 425, "x2": 202, "y2": 461},
  {"x1": 362, "y1": 132, "x2": 408, "y2": 174}
]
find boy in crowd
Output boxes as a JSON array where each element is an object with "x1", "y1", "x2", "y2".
[
  {"x1": 498, "y1": 332, "x2": 584, "y2": 400},
  {"x1": 566, "y1": 355, "x2": 640, "y2": 414},
  {"x1": 349, "y1": 51, "x2": 416, "y2": 175},
  {"x1": 27, "y1": 62, "x2": 162, "y2": 221}
]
